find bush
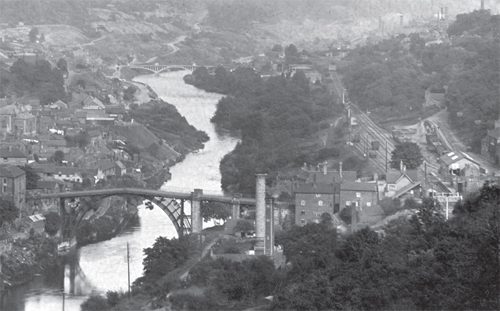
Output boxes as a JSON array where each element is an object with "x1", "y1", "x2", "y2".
[
  {"x1": 43, "y1": 212, "x2": 61, "y2": 236},
  {"x1": 379, "y1": 197, "x2": 402, "y2": 216},
  {"x1": 106, "y1": 291, "x2": 120, "y2": 306},
  {"x1": 339, "y1": 206, "x2": 359, "y2": 224},
  {"x1": 81, "y1": 295, "x2": 109, "y2": 311}
]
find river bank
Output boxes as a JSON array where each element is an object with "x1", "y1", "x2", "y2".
[
  {"x1": 1, "y1": 235, "x2": 60, "y2": 288},
  {"x1": 3, "y1": 70, "x2": 237, "y2": 311}
]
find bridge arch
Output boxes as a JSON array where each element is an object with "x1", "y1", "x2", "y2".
[{"x1": 35, "y1": 188, "x2": 255, "y2": 240}]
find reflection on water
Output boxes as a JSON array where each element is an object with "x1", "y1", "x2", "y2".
[{"x1": 3, "y1": 70, "x2": 238, "y2": 310}]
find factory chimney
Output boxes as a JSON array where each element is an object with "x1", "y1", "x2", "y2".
[
  {"x1": 400, "y1": 15, "x2": 403, "y2": 27},
  {"x1": 481, "y1": 0, "x2": 485, "y2": 10},
  {"x1": 339, "y1": 161, "x2": 343, "y2": 178}
]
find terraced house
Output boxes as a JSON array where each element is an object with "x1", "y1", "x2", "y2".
[{"x1": 0, "y1": 164, "x2": 26, "y2": 212}]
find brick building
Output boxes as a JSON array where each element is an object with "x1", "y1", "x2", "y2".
[
  {"x1": 339, "y1": 182, "x2": 378, "y2": 211},
  {"x1": 295, "y1": 183, "x2": 336, "y2": 226},
  {"x1": 0, "y1": 164, "x2": 26, "y2": 212},
  {"x1": 481, "y1": 120, "x2": 500, "y2": 165}
]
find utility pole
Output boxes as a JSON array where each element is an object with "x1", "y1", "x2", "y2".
[
  {"x1": 385, "y1": 140, "x2": 388, "y2": 172},
  {"x1": 127, "y1": 242, "x2": 130, "y2": 301}
]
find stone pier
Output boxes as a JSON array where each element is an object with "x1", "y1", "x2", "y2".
[
  {"x1": 255, "y1": 174, "x2": 266, "y2": 255},
  {"x1": 191, "y1": 189, "x2": 203, "y2": 234}
]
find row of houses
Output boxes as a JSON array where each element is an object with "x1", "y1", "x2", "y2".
[
  {"x1": 270, "y1": 162, "x2": 422, "y2": 227},
  {"x1": 0, "y1": 95, "x2": 126, "y2": 136}
]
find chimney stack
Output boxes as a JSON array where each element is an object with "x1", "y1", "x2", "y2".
[
  {"x1": 400, "y1": 14, "x2": 403, "y2": 27},
  {"x1": 323, "y1": 161, "x2": 328, "y2": 175},
  {"x1": 339, "y1": 161, "x2": 343, "y2": 178},
  {"x1": 400, "y1": 160, "x2": 403, "y2": 172},
  {"x1": 481, "y1": 0, "x2": 485, "y2": 10},
  {"x1": 403, "y1": 165, "x2": 407, "y2": 173},
  {"x1": 255, "y1": 174, "x2": 266, "y2": 243}
]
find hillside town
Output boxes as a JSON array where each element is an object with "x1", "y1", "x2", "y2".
[{"x1": 0, "y1": 0, "x2": 499, "y2": 310}]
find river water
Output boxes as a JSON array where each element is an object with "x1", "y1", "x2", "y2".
[{"x1": 2, "y1": 71, "x2": 238, "y2": 310}]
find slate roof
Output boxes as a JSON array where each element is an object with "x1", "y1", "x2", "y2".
[
  {"x1": 0, "y1": 164, "x2": 26, "y2": 178},
  {"x1": 340, "y1": 182, "x2": 377, "y2": 192},
  {"x1": 36, "y1": 180, "x2": 62, "y2": 190},
  {"x1": 98, "y1": 159, "x2": 115, "y2": 171},
  {"x1": 0, "y1": 146, "x2": 27, "y2": 158},
  {"x1": 487, "y1": 128, "x2": 500, "y2": 139},
  {"x1": 55, "y1": 167, "x2": 80, "y2": 176},
  {"x1": 395, "y1": 182, "x2": 421, "y2": 198},
  {"x1": 386, "y1": 170, "x2": 419, "y2": 183},
  {"x1": 306, "y1": 171, "x2": 357, "y2": 184},
  {"x1": 295, "y1": 183, "x2": 335, "y2": 194},
  {"x1": 440, "y1": 151, "x2": 465, "y2": 166},
  {"x1": 30, "y1": 163, "x2": 56, "y2": 174}
]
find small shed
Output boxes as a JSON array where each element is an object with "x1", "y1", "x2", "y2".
[{"x1": 27, "y1": 214, "x2": 46, "y2": 233}]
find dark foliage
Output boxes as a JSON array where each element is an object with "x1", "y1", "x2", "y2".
[
  {"x1": 390, "y1": 142, "x2": 423, "y2": 170},
  {"x1": 272, "y1": 183, "x2": 500, "y2": 310},
  {"x1": 187, "y1": 66, "x2": 339, "y2": 195},
  {"x1": 8, "y1": 59, "x2": 67, "y2": 104},
  {"x1": 17, "y1": 164, "x2": 40, "y2": 190},
  {"x1": 43, "y1": 212, "x2": 61, "y2": 236},
  {"x1": 0, "y1": 199, "x2": 19, "y2": 226}
]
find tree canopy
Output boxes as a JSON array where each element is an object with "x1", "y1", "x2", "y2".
[
  {"x1": 0, "y1": 199, "x2": 19, "y2": 226},
  {"x1": 186, "y1": 65, "x2": 341, "y2": 195},
  {"x1": 390, "y1": 141, "x2": 423, "y2": 169}
]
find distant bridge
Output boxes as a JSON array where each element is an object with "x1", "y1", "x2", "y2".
[
  {"x1": 36, "y1": 188, "x2": 255, "y2": 239},
  {"x1": 128, "y1": 63, "x2": 214, "y2": 74}
]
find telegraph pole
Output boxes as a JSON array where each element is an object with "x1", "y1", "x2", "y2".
[
  {"x1": 385, "y1": 140, "x2": 388, "y2": 172},
  {"x1": 127, "y1": 242, "x2": 130, "y2": 301}
]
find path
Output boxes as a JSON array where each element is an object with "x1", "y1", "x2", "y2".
[{"x1": 179, "y1": 234, "x2": 223, "y2": 280}]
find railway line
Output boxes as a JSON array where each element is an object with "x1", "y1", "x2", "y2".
[{"x1": 330, "y1": 72, "x2": 439, "y2": 177}]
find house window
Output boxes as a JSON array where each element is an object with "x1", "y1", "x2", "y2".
[
  {"x1": 318, "y1": 200, "x2": 323, "y2": 206},
  {"x1": 316, "y1": 213, "x2": 322, "y2": 217},
  {"x1": 346, "y1": 201, "x2": 351, "y2": 206},
  {"x1": 300, "y1": 200, "x2": 305, "y2": 206},
  {"x1": 301, "y1": 210, "x2": 306, "y2": 216},
  {"x1": 301, "y1": 219, "x2": 306, "y2": 224},
  {"x1": 366, "y1": 202, "x2": 371, "y2": 207},
  {"x1": 316, "y1": 194, "x2": 321, "y2": 197},
  {"x1": 314, "y1": 219, "x2": 319, "y2": 223},
  {"x1": 2, "y1": 178, "x2": 7, "y2": 193},
  {"x1": 356, "y1": 192, "x2": 361, "y2": 198}
]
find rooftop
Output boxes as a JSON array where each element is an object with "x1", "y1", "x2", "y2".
[
  {"x1": 0, "y1": 164, "x2": 25, "y2": 178},
  {"x1": 440, "y1": 150, "x2": 465, "y2": 166},
  {"x1": 340, "y1": 182, "x2": 377, "y2": 192},
  {"x1": 0, "y1": 146, "x2": 27, "y2": 158}
]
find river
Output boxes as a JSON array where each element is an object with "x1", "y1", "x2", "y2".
[{"x1": 2, "y1": 71, "x2": 238, "y2": 310}]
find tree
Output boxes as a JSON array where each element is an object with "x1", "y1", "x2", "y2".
[
  {"x1": 18, "y1": 164, "x2": 40, "y2": 190},
  {"x1": 53, "y1": 150, "x2": 64, "y2": 164},
  {"x1": 0, "y1": 199, "x2": 19, "y2": 226},
  {"x1": 57, "y1": 58, "x2": 68, "y2": 77},
  {"x1": 28, "y1": 27, "x2": 39, "y2": 43},
  {"x1": 390, "y1": 142, "x2": 423, "y2": 169},
  {"x1": 272, "y1": 44, "x2": 283, "y2": 52},
  {"x1": 201, "y1": 202, "x2": 231, "y2": 222},
  {"x1": 234, "y1": 219, "x2": 254, "y2": 232},
  {"x1": 44, "y1": 211, "x2": 61, "y2": 236}
]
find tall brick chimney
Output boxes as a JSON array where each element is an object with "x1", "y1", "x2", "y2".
[
  {"x1": 255, "y1": 174, "x2": 266, "y2": 255},
  {"x1": 339, "y1": 161, "x2": 343, "y2": 178},
  {"x1": 323, "y1": 161, "x2": 328, "y2": 175}
]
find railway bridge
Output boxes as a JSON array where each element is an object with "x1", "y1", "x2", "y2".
[
  {"x1": 35, "y1": 188, "x2": 255, "y2": 240},
  {"x1": 128, "y1": 63, "x2": 214, "y2": 75}
]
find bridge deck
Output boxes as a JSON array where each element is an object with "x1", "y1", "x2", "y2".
[{"x1": 38, "y1": 188, "x2": 256, "y2": 205}]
